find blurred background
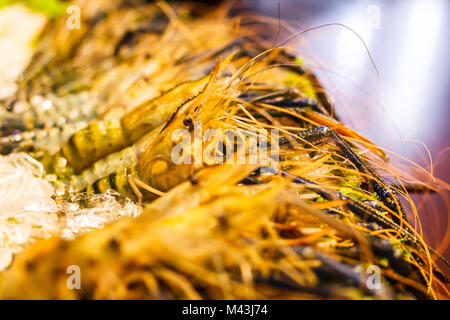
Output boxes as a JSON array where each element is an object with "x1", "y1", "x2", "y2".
[{"x1": 250, "y1": 0, "x2": 450, "y2": 261}]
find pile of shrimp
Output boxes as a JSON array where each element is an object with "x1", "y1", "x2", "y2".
[{"x1": 0, "y1": 0, "x2": 448, "y2": 299}]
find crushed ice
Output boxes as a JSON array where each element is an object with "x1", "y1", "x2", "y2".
[{"x1": 0, "y1": 153, "x2": 142, "y2": 270}]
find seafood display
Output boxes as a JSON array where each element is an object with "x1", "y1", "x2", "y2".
[{"x1": 0, "y1": 0, "x2": 448, "y2": 300}]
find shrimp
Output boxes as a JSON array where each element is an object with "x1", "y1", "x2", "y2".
[
  {"x1": 1, "y1": 4, "x2": 164, "y2": 131},
  {"x1": 77, "y1": 59, "x2": 225, "y2": 202},
  {"x1": 0, "y1": 162, "x2": 442, "y2": 299},
  {"x1": 64, "y1": 127, "x2": 161, "y2": 195},
  {"x1": 64, "y1": 71, "x2": 218, "y2": 174},
  {"x1": 79, "y1": 55, "x2": 285, "y2": 202}
]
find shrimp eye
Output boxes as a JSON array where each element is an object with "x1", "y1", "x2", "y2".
[{"x1": 183, "y1": 117, "x2": 193, "y2": 130}]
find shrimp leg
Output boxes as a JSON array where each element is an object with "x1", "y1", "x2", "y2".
[
  {"x1": 246, "y1": 167, "x2": 450, "y2": 273},
  {"x1": 128, "y1": 174, "x2": 166, "y2": 206},
  {"x1": 279, "y1": 126, "x2": 406, "y2": 224}
]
